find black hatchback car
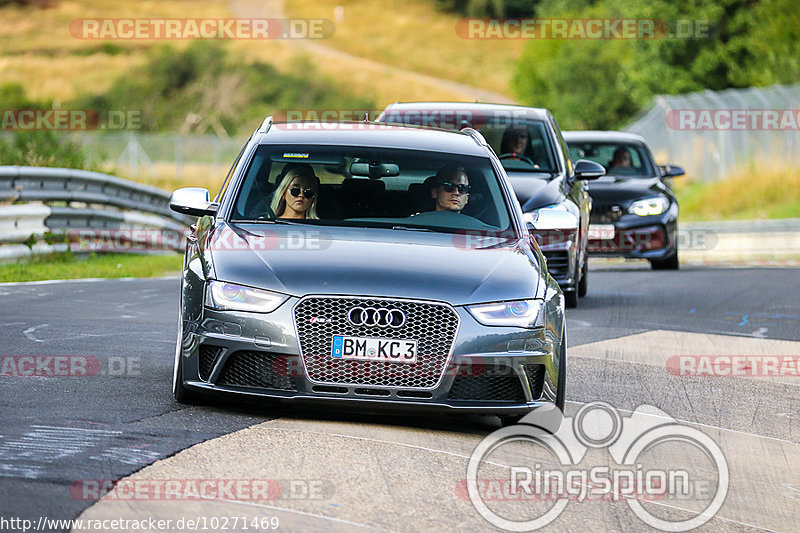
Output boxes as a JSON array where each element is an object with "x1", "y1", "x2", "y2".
[
  {"x1": 377, "y1": 103, "x2": 605, "y2": 307},
  {"x1": 168, "y1": 119, "x2": 566, "y2": 424},
  {"x1": 564, "y1": 131, "x2": 684, "y2": 270}
]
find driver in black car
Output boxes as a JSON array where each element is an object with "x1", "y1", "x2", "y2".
[
  {"x1": 430, "y1": 164, "x2": 470, "y2": 213},
  {"x1": 499, "y1": 126, "x2": 538, "y2": 167}
]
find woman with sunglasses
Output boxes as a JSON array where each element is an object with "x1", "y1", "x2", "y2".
[{"x1": 270, "y1": 163, "x2": 321, "y2": 220}]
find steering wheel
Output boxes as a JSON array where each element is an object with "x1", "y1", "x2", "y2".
[{"x1": 499, "y1": 153, "x2": 537, "y2": 167}]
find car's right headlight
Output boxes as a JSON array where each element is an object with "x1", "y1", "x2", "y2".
[
  {"x1": 204, "y1": 281, "x2": 288, "y2": 313},
  {"x1": 467, "y1": 299, "x2": 544, "y2": 328}
]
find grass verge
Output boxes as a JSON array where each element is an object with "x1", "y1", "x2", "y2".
[
  {"x1": 675, "y1": 163, "x2": 800, "y2": 221},
  {"x1": 0, "y1": 251, "x2": 182, "y2": 283}
]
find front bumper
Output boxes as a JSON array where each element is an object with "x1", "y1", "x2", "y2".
[
  {"x1": 178, "y1": 301, "x2": 562, "y2": 416},
  {"x1": 587, "y1": 214, "x2": 677, "y2": 259}
]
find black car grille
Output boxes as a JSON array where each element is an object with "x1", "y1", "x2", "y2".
[
  {"x1": 294, "y1": 297, "x2": 459, "y2": 389},
  {"x1": 198, "y1": 346, "x2": 223, "y2": 382},
  {"x1": 218, "y1": 351, "x2": 298, "y2": 391},
  {"x1": 590, "y1": 204, "x2": 623, "y2": 224},
  {"x1": 543, "y1": 251, "x2": 570, "y2": 279},
  {"x1": 523, "y1": 364, "x2": 545, "y2": 400},
  {"x1": 448, "y1": 365, "x2": 526, "y2": 403}
]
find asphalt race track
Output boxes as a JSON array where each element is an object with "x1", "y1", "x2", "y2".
[{"x1": 1, "y1": 265, "x2": 798, "y2": 532}]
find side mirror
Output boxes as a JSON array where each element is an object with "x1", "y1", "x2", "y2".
[
  {"x1": 169, "y1": 187, "x2": 218, "y2": 217},
  {"x1": 574, "y1": 159, "x2": 606, "y2": 180},
  {"x1": 659, "y1": 164, "x2": 685, "y2": 178}
]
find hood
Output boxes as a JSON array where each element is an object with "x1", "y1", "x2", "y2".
[
  {"x1": 507, "y1": 172, "x2": 565, "y2": 212},
  {"x1": 208, "y1": 223, "x2": 541, "y2": 306},
  {"x1": 587, "y1": 175, "x2": 665, "y2": 204}
]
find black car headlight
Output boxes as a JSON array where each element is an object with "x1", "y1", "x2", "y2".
[
  {"x1": 467, "y1": 299, "x2": 544, "y2": 328},
  {"x1": 628, "y1": 196, "x2": 669, "y2": 216},
  {"x1": 204, "y1": 281, "x2": 288, "y2": 313}
]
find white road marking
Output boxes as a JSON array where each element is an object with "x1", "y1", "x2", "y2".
[{"x1": 22, "y1": 324, "x2": 48, "y2": 342}]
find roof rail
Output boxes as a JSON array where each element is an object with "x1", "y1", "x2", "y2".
[
  {"x1": 258, "y1": 115, "x2": 273, "y2": 134},
  {"x1": 460, "y1": 127, "x2": 488, "y2": 147}
]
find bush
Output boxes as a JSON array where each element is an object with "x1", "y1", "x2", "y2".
[
  {"x1": 513, "y1": 0, "x2": 800, "y2": 129},
  {"x1": 71, "y1": 42, "x2": 376, "y2": 135}
]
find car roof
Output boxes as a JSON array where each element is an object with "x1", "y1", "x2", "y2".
[
  {"x1": 254, "y1": 121, "x2": 489, "y2": 157},
  {"x1": 381, "y1": 102, "x2": 551, "y2": 122},
  {"x1": 563, "y1": 130, "x2": 648, "y2": 144}
]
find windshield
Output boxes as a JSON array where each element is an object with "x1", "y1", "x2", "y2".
[
  {"x1": 567, "y1": 141, "x2": 656, "y2": 177},
  {"x1": 229, "y1": 145, "x2": 514, "y2": 236},
  {"x1": 478, "y1": 119, "x2": 558, "y2": 173}
]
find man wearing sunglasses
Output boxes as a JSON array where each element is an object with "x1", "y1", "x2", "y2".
[{"x1": 431, "y1": 164, "x2": 470, "y2": 213}]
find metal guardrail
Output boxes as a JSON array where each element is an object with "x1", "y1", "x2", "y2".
[
  {"x1": 0, "y1": 166, "x2": 192, "y2": 261},
  {"x1": 0, "y1": 166, "x2": 191, "y2": 224}
]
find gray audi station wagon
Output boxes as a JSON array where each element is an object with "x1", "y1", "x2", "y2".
[{"x1": 169, "y1": 119, "x2": 566, "y2": 424}]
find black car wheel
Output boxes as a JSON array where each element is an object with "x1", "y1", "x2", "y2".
[
  {"x1": 578, "y1": 257, "x2": 588, "y2": 298},
  {"x1": 650, "y1": 251, "x2": 679, "y2": 270}
]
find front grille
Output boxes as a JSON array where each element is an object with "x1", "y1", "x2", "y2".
[
  {"x1": 294, "y1": 297, "x2": 459, "y2": 389},
  {"x1": 543, "y1": 251, "x2": 570, "y2": 279},
  {"x1": 523, "y1": 364, "x2": 545, "y2": 400},
  {"x1": 590, "y1": 204, "x2": 622, "y2": 223},
  {"x1": 198, "y1": 346, "x2": 223, "y2": 382},
  {"x1": 218, "y1": 351, "x2": 298, "y2": 391},
  {"x1": 448, "y1": 365, "x2": 526, "y2": 403}
]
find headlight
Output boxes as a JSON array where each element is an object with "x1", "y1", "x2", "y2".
[
  {"x1": 467, "y1": 299, "x2": 544, "y2": 328},
  {"x1": 628, "y1": 197, "x2": 669, "y2": 216},
  {"x1": 204, "y1": 281, "x2": 288, "y2": 313}
]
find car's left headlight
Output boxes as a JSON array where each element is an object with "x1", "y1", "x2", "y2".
[
  {"x1": 628, "y1": 196, "x2": 669, "y2": 216},
  {"x1": 467, "y1": 299, "x2": 544, "y2": 328},
  {"x1": 204, "y1": 281, "x2": 288, "y2": 313}
]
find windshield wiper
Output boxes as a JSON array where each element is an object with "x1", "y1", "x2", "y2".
[
  {"x1": 391, "y1": 225, "x2": 433, "y2": 232},
  {"x1": 233, "y1": 217, "x2": 303, "y2": 224}
]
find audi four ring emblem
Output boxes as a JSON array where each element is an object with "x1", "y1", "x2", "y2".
[{"x1": 346, "y1": 306, "x2": 406, "y2": 328}]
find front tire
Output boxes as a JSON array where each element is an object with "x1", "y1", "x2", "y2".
[
  {"x1": 650, "y1": 251, "x2": 679, "y2": 270},
  {"x1": 173, "y1": 319, "x2": 202, "y2": 405},
  {"x1": 577, "y1": 257, "x2": 588, "y2": 297},
  {"x1": 564, "y1": 289, "x2": 578, "y2": 308}
]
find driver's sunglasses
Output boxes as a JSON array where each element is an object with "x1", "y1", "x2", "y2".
[
  {"x1": 440, "y1": 182, "x2": 471, "y2": 194},
  {"x1": 289, "y1": 186, "x2": 316, "y2": 199}
]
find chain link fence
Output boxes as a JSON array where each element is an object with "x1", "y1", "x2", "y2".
[{"x1": 625, "y1": 83, "x2": 800, "y2": 181}]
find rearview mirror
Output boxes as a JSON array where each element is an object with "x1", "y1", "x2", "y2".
[
  {"x1": 574, "y1": 159, "x2": 606, "y2": 180},
  {"x1": 169, "y1": 187, "x2": 218, "y2": 217},
  {"x1": 350, "y1": 161, "x2": 400, "y2": 179}
]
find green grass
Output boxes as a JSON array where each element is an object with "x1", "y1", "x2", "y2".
[
  {"x1": 0, "y1": 251, "x2": 182, "y2": 283},
  {"x1": 675, "y1": 163, "x2": 800, "y2": 221}
]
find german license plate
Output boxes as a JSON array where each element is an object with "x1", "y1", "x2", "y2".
[
  {"x1": 588, "y1": 224, "x2": 615, "y2": 240},
  {"x1": 332, "y1": 335, "x2": 418, "y2": 363}
]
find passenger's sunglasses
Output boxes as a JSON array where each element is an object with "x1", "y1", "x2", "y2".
[
  {"x1": 289, "y1": 186, "x2": 316, "y2": 199},
  {"x1": 440, "y1": 182, "x2": 471, "y2": 194}
]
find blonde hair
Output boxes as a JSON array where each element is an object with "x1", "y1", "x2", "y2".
[{"x1": 270, "y1": 163, "x2": 320, "y2": 219}]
